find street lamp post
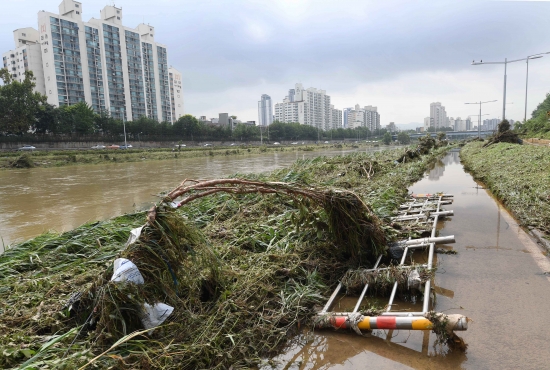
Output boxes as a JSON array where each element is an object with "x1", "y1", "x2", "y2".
[
  {"x1": 465, "y1": 100, "x2": 497, "y2": 138},
  {"x1": 524, "y1": 52, "x2": 550, "y2": 122},
  {"x1": 472, "y1": 52, "x2": 550, "y2": 122}
]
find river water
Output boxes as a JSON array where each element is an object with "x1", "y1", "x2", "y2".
[
  {"x1": 264, "y1": 149, "x2": 550, "y2": 370},
  {"x1": 0, "y1": 146, "x2": 387, "y2": 249}
]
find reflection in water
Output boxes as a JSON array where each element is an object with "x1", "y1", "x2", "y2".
[
  {"x1": 266, "y1": 149, "x2": 550, "y2": 370},
  {"x1": 0, "y1": 147, "x2": 388, "y2": 250}
]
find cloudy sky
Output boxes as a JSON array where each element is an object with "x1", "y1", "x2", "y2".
[{"x1": 2, "y1": 0, "x2": 550, "y2": 127}]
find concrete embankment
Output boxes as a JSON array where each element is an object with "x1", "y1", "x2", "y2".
[{"x1": 460, "y1": 141, "x2": 550, "y2": 247}]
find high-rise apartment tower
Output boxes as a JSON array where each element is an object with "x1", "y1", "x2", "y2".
[{"x1": 2, "y1": 0, "x2": 184, "y2": 123}]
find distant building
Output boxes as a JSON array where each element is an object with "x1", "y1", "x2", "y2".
[
  {"x1": 342, "y1": 107, "x2": 353, "y2": 129},
  {"x1": 219, "y1": 113, "x2": 229, "y2": 126},
  {"x1": 169, "y1": 67, "x2": 184, "y2": 121},
  {"x1": 258, "y1": 94, "x2": 273, "y2": 126},
  {"x1": 430, "y1": 102, "x2": 448, "y2": 130},
  {"x1": 423, "y1": 117, "x2": 431, "y2": 131},
  {"x1": 386, "y1": 122, "x2": 397, "y2": 132},
  {"x1": 346, "y1": 104, "x2": 380, "y2": 131},
  {"x1": 330, "y1": 105, "x2": 342, "y2": 129},
  {"x1": 274, "y1": 83, "x2": 341, "y2": 130}
]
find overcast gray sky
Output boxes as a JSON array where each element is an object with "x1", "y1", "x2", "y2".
[{"x1": 2, "y1": 0, "x2": 550, "y2": 126}]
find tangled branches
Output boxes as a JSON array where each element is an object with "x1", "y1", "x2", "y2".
[{"x1": 151, "y1": 178, "x2": 388, "y2": 261}]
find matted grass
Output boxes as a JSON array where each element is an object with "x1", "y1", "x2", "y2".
[
  {"x1": 461, "y1": 141, "x2": 550, "y2": 234},
  {"x1": 0, "y1": 145, "x2": 451, "y2": 369}
]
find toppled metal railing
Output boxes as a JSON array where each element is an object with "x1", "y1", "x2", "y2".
[{"x1": 316, "y1": 193, "x2": 468, "y2": 339}]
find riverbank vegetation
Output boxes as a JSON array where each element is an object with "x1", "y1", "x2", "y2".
[
  {"x1": 514, "y1": 92, "x2": 550, "y2": 139},
  {"x1": 0, "y1": 142, "x2": 452, "y2": 369},
  {"x1": 0, "y1": 143, "x2": 386, "y2": 169},
  {"x1": 461, "y1": 141, "x2": 549, "y2": 235}
]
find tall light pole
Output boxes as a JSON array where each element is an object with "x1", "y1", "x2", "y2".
[
  {"x1": 473, "y1": 52, "x2": 550, "y2": 122},
  {"x1": 465, "y1": 100, "x2": 497, "y2": 138},
  {"x1": 472, "y1": 58, "x2": 526, "y2": 121},
  {"x1": 524, "y1": 52, "x2": 550, "y2": 122}
]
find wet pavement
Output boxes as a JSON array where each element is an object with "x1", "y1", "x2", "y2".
[{"x1": 264, "y1": 149, "x2": 550, "y2": 370}]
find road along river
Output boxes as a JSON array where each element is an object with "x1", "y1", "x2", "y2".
[
  {"x1": 263, "y1": 149, "x2": 550, "y2": 370},
  {"x1": 0, "y1": 146, "x2": 389, "y2": 250}
]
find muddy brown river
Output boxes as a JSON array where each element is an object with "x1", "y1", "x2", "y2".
[
  {"x1": 0, "y1": 146, "x2": 387, "y2": 249},
  {"x1": 264, "y1": 149, "x2": 550, "y2": 370},
  {"x1": 2, "y1": 148, "x2": 549, "y2": 369}
]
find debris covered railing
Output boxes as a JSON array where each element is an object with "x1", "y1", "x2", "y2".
[{"x1": 315, "y1": 193, "x2": 468, "y2": 342}]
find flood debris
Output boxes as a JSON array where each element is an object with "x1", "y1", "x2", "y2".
[
  {"x1": 483, "y1": 119, "x2": 521, "y2": 147},
  {"x1": 10, "y1": 153, "x2": 35, "y2": 168},
  {"x1": 0, "y1": 145, "x2": 457, "y2": 369}
]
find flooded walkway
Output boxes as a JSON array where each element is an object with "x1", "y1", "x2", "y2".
[{"x1": 265, "y1": 149, "x2": 550, "y2": 369}]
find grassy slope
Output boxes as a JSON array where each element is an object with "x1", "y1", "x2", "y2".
[
  {"x1": 0, "y1": 145, "x2": 449, "y2": 369},
  {"x1": 0, "y1": 143, "x2": 377, "y2": 169},
  {"x1": 460, "y1": 142, "x2": 550, "y2": 234}
]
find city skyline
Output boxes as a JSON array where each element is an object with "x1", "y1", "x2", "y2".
[{"x1": 1, "y1": 0, "x2": 550, "y2": 125}]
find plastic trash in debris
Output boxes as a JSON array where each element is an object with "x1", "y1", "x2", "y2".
[
  {"x1": 111, "y1": 258, "x2": 145, "y2": 284},
  {"x1": 141, "y1": 302, "x2": 174, "y2": 333},
  {"x1": 125, "y1": 226, "x2": 144, "y2": 247},
  {"x1": 407, "y1": 269, "x2": 423, "y2": 291}
]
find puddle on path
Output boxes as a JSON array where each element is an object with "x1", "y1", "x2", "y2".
[{"x1": 264, "y1": 149, "x2": 550, "y2": 370}]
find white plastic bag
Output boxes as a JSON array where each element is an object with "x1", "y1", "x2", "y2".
[
  {"x1": 125, "y1": 226, "x2": 144, "y2": 247},
  {"x1": 140, "y1": 302, "x2": 174, "y2": 332},
  {"x1": 111, "y1": 258, "x2": 145, "y2": 284},
  {"x1": 407, "y1": 269, "x2": 422, "y2": 291}
]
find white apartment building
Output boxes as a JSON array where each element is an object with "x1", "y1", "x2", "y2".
[
  {"x1": 274, "y1": 83, "x2": 342, "y2": 130},
  {"x1": 258, "y1": 94, "x2": 273, "y2": 126},
  {"x1": 449, "y1": 117, "x2": 471, "y2": 131},
  {"x1": 275, "y1": 83, "x2": 342, "y2": 130},
  {"x1": 423, "y1": 117, "x2": 431, "y2": 131},
  {"x1": 429, "y1": 102, "x2": 448, "y2": 130},
  {"x1": 169, "y1": 67, "x2": 184, "y2": 121},
  {"x1": 330, "y1": 105, "x2": 342, "y2": 129},
  {"x1": 2, "y1": 28, "x2": 47, "y2": 94},
  {"x1": 2, "y1": 0, "x2": 184, "y2": 123},
  {"x1": 346, "y1": 104, "x2": 381, "y2": 131}
]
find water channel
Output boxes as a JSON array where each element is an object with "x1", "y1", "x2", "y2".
[
  {"x1": 264, "y1": 149, "x2": 550, "y2": 370},
  {"x1": 0, "y1": 146, "x2": 389, "y2": 249}
]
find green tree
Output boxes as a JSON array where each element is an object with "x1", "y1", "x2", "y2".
[
  {"x1": 382, "y1": 132, "x2": 392, "y2": 145},
  {"x1": 34, "y1": 103, "x2": 59, "y2": 134},
  {"x1": 174, "y1": 114, "x2": 200, "y2": 140},
  {"x1": 58, "y1": 102, "x2": 96, "y2": 134},
  {"x1": 397, "y1": 132, "x2": 411, "y2": 145},
  {"x1": 0, "y1": 69, "x2": 47, "y2": 134}
]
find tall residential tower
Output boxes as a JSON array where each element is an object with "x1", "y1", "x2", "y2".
[
  {"x1": 274, "y1": 83, "x2": 342, "y2": 130},
  {"x1": 2, "y1": 0, "x2": 184, "y2": 123}
]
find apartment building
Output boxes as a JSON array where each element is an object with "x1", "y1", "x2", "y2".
[
  {"x1": 429, "y1": 102, "x2": 448, "y2": 130},
  {"x1": 2, "y1": 0, "x2": 184, "y2": 123},
  {"x1": 274, "y1": 83, "x2": 342, "y2": 130},
  {"x1": 346, "y1": 104, "x2": 381, "y2": 131},
  {"x1": 330, "y1": 104, "x2": 342, "y2": 129}
]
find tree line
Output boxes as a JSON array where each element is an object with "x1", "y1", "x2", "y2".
[{"x1": 0, "y1": 69, "x2": 398, "y2": 142}]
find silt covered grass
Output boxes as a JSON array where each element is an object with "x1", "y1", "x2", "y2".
[
  {"x1": 461, "y1": 141, "x2": 550, "y2": 234},
  {"x1": 0, "y1": 145, "x2": 450, "y2": 369}
]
